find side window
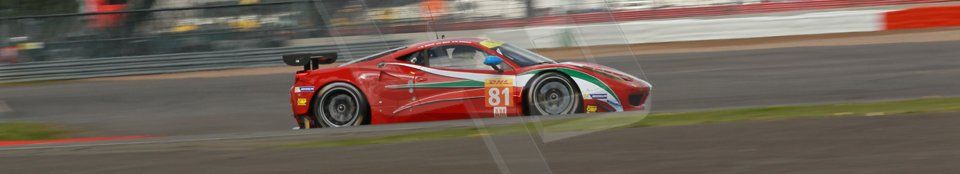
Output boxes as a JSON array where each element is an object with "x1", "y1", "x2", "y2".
[
  {"x1": 400, "y1": 51, "x2": 426, "y2": 66},
  {"x1": 427, "y1": 45, "x2": 497, "y2": 70}
]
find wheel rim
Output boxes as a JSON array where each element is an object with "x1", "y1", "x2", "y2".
[
  {"x1": 533, "y1": 77, "x2": 576, "y2": 115},
  {"x1": 321, "y1": 90, "x2": 359, "y2": 127}
]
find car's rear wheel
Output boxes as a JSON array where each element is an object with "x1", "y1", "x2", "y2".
[
  {"x1": 527, "y1": 72, "x2": 581, "y2": 116},
  {"x1": 314, "y1": 82, "x2": 368, "y2": 127}
]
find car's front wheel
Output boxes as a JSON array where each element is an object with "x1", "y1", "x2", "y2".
[
  {"x1": 314, "y1": 82, "x2": 368, "y2": 127},
  {"x1": 527, "y1": 72, "x2": 581, "y2": 116}
]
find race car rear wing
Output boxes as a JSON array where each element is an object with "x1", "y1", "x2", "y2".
[{"x1": 283, "y1": 53, "x2": 337, "y2": 70}]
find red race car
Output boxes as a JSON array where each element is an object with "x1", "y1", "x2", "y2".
[{"x1": 284, "y1": 38, "x2": 651, "y2": 128}]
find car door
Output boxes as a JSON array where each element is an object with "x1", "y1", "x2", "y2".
[
  {"x1": 408, "y1": 44, "x2": 521, "y2": 120},
  {"x1": 374, "y1": 51, "x2": 424, "y2": 117}
]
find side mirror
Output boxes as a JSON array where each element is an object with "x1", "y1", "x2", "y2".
[{"x1": 483, "y1": 56, "x2": 504, "y2": 73}]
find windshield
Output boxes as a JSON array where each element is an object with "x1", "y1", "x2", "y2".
[{"x1": 494, "y1": 44, "x2": 556, "y2": 67}]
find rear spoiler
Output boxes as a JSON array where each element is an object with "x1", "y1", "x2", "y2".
[{"x1": 283, "y1": 53, "x2": 338, "y2": 70}]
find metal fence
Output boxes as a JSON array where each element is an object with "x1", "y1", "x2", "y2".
[
  {"x1": 1, "y1": 0, "x2": 327, "y2": 62},
  {"x1": 0, "y1": 40, "x2": 405, "y2": 83}
]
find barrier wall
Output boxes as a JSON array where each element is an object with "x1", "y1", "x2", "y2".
[
  {"x1": 330, "y1": 0, "x2": 951, "y2": 36},
  {"x1": 488, "y1": 4, "x2": 960, "y2": 49},
  {"x1": 885, "y1": 5, "x2": 960, "y2": 30}
]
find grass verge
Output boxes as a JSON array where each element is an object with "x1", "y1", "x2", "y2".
[
  {"x1": 0, "y1": 122, "x2": 71, "y2": 141},
  {"x1": 631, "y1": 97, "x2": 960, "y2": 127},
  {"x1": 284, "y1": 97, "x2": 960, "y2": 148}
]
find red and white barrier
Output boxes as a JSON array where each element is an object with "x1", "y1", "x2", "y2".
[
  {"x1": 885, "y1": 5, "x2": 960, "y2": 30},
  {"x1": 486, "y1": 4, "x2": 960, "y2": 49}
]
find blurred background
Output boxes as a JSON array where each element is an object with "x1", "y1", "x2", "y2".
[
  {"x1": 0, "y1": 0, "x2": 954, "y2": 135},
  {"x1": 0, "y1": 0, "x2": 799, "y2": 63},
  {"x1": 5, "y1": 0, "x2": 940, "y2": 84},
  {"x1": 3, "y1": 1, "x2": 960, "y2": 173}
]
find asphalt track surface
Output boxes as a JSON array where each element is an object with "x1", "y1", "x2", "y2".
[
  {"x1": 0, "y1": 40, "x2": 959, "y2": 173},
  {"x1": 3, "y1": 112, "x2": 960, "y2": 174},
  {"x1": 2, "y1": 40, "x2": 960, "y2": 136}
]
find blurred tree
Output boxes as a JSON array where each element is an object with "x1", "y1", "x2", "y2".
[{"x1": 0, "y1": 0, "x2": 79, "y2": 17}]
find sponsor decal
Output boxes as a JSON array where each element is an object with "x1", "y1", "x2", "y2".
[
  {"x1": 493, "y1": 106, "x2": 508, "y2": 118},
  {"x1": 416, "y1": 40, "x2": 473, "y2": 49},
  {"x1": 479, "y1": 40, "x2": 504, "y2": 48},
  {"x1": 484, "y1": 77, "x2": 513, "y2": 87},
  {"x1": 586, "y1": 105, "x2": 598, "y2": 113},
  {"x1": 297, "y1": 98, "x2": 308, "y2": 106},
  {"x1": 294, "y1": 86, "x2": 315, "y2": 93},
  {"x1": 484, "y1": 77, "x2": 515, "y2": 107},
  {"x1": 589, "y1": 94, "x2": 607, "y2": 100}
]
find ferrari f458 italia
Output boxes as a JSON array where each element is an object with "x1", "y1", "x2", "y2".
[{"x1": 284, "y1": 38, "x2": 651, "y2": 128}]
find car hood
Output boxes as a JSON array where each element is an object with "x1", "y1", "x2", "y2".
[{"x1": 524, "y1": 61, "x2": 650, "y2": 88}]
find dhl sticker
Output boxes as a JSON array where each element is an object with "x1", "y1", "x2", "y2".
[{"x1": 484, "y1": 77, "x2": 513, "y2": 87}]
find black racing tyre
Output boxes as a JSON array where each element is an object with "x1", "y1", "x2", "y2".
[
  {"x1": 314, "y1": 82, "x2": 369, "y2": 127},
  {"x1": 526, "y1": 72, "x2": 582, "y2": 116}
]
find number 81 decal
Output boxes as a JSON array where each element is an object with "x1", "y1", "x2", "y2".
[
  {"x1": 484, "y1": 77, "x2": 514, "y2": 107},
  {"x1": 486, "y1": 87, "x2": 511, "y2": 107}
]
